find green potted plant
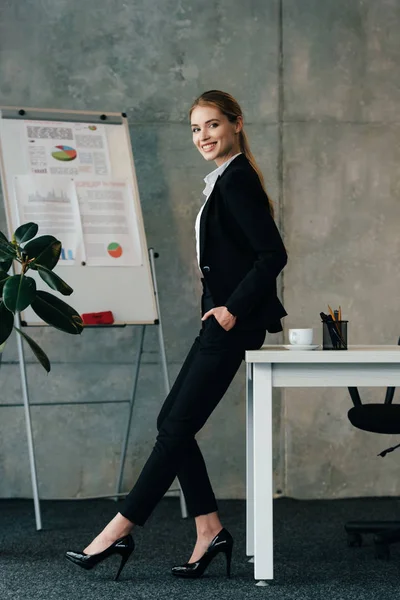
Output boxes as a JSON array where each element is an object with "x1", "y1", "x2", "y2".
[{"x1": 0, "y1": 222, "x2": 83, "y2": 372}]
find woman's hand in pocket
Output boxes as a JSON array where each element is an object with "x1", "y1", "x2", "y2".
[{"x1": 201, "y1": 306, "x2": 237, "y2": 331}]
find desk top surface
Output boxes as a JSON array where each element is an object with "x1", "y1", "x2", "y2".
[{"x1": 246, "y1": 345, "x2": 400, "y2": 363}]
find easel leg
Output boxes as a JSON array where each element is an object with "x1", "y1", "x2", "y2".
[
  {"x1": 115, "y1": 324, "x2": 145, "y2": 497},
  {"x1": 156, "y1": 312, "x2": 188, "y2": 518},
  {"x1": 149, "y1": 248, "x2": 188, "y2": 519},
  {"x1": 16, "y1": 324, "x2": 42, "y2": 531}
]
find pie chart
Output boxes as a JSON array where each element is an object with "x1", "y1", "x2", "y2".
[
  {"x1": 107, "y1": 242, "x2": 123, "y2": 258},
  {"x1": 51, "y1": 145, "x2": 77, "y2": 162}
]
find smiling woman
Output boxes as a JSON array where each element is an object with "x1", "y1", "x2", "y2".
[
  {"x1": 190, "y1": 89, "x2": 275, "y2": 216},
  {"x1": 190, "y1": 107, "x2": 242, "y2": 165},
  {"x1": 66, "y1": 90, "x2": 287, "y2": 583}
]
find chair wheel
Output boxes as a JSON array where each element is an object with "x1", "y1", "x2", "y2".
[
  {"x1": 374, "y1": 541, "x2": 390, "y2": 560},
  {"x1": 347, "y1": 532, "x2": 362, "y2": 547}
]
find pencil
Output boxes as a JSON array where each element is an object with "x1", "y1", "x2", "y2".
[{"x1": 328, "y1": 305, "x2": 336, "y2": 321}]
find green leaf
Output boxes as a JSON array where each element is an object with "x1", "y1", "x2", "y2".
[
  {"x1": 36, "y1": 264, "x2": 73, "y2": 296},
  {"x1": 0, "y1": 230, "x2": 14, "y2": 247},
  {"x1": 0, "y1": 269, "x2": 10, "y2": 294},
  {"x1": 0, "y1": 301, "x2": 14, "y2": 344},
  {"x1": 14, "y1": 326, "x2": 51, "y2": 373},
  {"x1": 0, "y1": 256, "x2": 13, "y2": 272},
  {"x1": 0, "y1": 238, "x2": 16, "y2": 260},
  {"x1": 31, "y1": 290, "x2": 83, "y2": 335},
  {"x1": 2, "y1": 275, "x2": 37, "y2": 313},
  {"x1": 14, "y1": 222, "x2": 39, "y2": 244},
  {"x1": 23, "y1": 235, "x2": 62, "y2": 270}
]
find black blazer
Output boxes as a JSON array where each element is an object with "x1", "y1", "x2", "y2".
[{"x1": 199, "y1": 154, "x2": 287, "y2": 332}]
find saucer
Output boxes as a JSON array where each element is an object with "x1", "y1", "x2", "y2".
[{"x1": 283, "y1": 344, "x2": 320, "y2": 351}]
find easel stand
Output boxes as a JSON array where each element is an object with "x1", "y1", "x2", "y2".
[{"x1": 11, "y1": 248, "x2": 187, "y2": 530}]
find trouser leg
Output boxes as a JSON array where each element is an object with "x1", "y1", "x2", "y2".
[
  {"x1": 120, "y1": 319, "x2": 252, "y2": 525},
  {"x1": 155, "y1": 334, "x2": 218, "y2": 517}
]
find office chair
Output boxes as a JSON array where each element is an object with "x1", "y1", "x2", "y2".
[{"x1": 345, "y1": 336, "x2": 400, "y2": 560}]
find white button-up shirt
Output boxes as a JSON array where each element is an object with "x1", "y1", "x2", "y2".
[{"x1": 195, "y1": 153, "x2": 242, "y2": 269}]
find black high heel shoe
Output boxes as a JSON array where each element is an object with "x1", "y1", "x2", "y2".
[
  {"x1": 65, "y1": 534, "x2": 134, "y2": 581},
  {"x1": 171, "y1": 528, "x2": 233, "y2": 579}
]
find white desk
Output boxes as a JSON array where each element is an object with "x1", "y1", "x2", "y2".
[{"x1": 245, "y1": 345, "x2": 400, "y2": 583}]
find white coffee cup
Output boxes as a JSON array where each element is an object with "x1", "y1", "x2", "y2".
[{"x1": 288, "y1": 328, "x2": 313, "y2": 345}]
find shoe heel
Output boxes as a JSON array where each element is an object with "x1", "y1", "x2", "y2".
[
  {"x1": 224, "y1": 545, "x2": 233, "y2": 578},
  {"x1": 114, "y1": 549, "x2": 133, "y2": 581}
]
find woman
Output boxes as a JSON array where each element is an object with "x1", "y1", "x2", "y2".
[{"x1": 66, "y1": 90, "x2": 287, "y2": 580}]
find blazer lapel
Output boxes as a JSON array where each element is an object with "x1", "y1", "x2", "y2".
[
  {"x1": 198, "y1": 155, "x2": 247, "y2": 264},
  {"x1": 199, "y1": 175, "x2": 220, "y2": 265}
]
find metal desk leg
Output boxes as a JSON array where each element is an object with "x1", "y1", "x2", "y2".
[
  {"x1": 253, "y1": 363, "x2": 273, "y2": 582},
  {"x1": 246, "y1": 362, "x2": 254, "y2": 559}
]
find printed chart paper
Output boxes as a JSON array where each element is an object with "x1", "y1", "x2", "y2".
[
  {"x1": 74, "y1": 178, "x2": 143, "y2": 267},
  {"x1": 14, "y1": 174, "x2": 84, "y2": 265},
  {"x1": 24, "y1": 120, "x2": 111, "y2": 177}
]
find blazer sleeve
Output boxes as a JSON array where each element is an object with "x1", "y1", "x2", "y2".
[{"x1": 219, "y1": 168, "x2": 287, "y2": 319}]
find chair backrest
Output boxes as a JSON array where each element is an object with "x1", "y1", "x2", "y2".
[{"x1": 347, "y1": 336, "x2": 400, "y2": 434}]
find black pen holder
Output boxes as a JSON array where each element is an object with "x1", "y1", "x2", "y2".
[{"x1": 322, "y1": 320, "x2": 348, "y2": 350}]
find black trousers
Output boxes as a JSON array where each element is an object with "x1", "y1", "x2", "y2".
[{"x1": 120, "y1": 284, "x2": 266, "y2": 525}]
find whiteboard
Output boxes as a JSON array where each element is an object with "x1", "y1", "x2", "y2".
[{"x1": 0, "y1": 107, "x2": 158, "y2": 325}]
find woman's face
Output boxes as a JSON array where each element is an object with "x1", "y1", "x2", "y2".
[{"x1": 190, "y1": 104, "x2": 242, "y2": 167}]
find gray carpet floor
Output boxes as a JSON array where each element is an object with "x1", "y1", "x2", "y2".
[{"x1": 1, "y1": 496, "x2": 400, "y2": 599}]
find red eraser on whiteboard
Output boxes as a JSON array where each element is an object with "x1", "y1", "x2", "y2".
[{"x1": 81, "y1": 311, "x2": 114, "y2": 325}]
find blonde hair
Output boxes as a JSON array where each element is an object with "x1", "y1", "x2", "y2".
[{"x1": 189, "y1": 90, "x2": 274, "y2": 217}]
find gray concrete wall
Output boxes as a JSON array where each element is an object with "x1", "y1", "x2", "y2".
[
  {"x1": 282, "y1": 0, "x2": 400, "y2": 498},
  {"x1": 0, "y1": 0, "x2": 399, "y2": 503}
]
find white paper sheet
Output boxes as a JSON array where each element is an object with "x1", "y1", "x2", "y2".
[
  {"x1": 74, "y1": 178, "x2": 143, "y2": 267},
  {"x1": 24, "y1": 120, "x2": 111, "y2": 177},
  {"x1": 13, "y1": 174, "x2": 85, "y2": 265}
]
